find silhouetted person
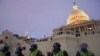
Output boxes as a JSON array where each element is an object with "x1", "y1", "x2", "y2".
[
  {"x1": 29, "y1": 44, "x2": 43, "y2": 56},
  {"x1": 3, "y1": 45, "x2": 11, "y2": 56},
  {"x1": 15, "y1": 43, "x2": 24, "y2": 56},
  {"x1": 76, "y1": 43, "x2": 94, "y2": 56},
  {"x1": 50, "y1": 42, "x2": 68, "y2": 56},
  {"x1": 0, "y1": 48, "x2": 5, "y2": 56}
]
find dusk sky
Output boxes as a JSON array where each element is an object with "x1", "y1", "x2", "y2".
[{"x1": 0, "y1": 0, "x2": 100, "y2": 38}]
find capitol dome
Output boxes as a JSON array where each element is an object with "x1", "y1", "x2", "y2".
[{"x1": 66, "y1": 2, "x2": 90, "y2": 25}]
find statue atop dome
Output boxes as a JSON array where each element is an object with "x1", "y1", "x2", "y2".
[{"x1": 73, "y1": 2, "x2": 78, "y2": 10}]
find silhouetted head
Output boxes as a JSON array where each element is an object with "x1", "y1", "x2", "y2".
[
  {"x1": 3, "y1": 46, "x2": 9, "y2": 52},
  {"x1": 15, "y1": 47, "x2": 22, "y2": 54},
  {"x1": 80, "y1": 43, "x2": 88, "y2": 52},
  {"x1": 30, "y1": 44, "x2": 37, "y2": 52},
  {"x1": 53, "y1": 42, "x2": 61, "y2": 53},
  {"x1": 22, "y1": 47, "x2": 26, "y2": 50},
  {"x1": 2, "y1": 43, "x2": 9, "y2": 52}
]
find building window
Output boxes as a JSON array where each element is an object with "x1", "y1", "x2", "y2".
[
  {"x1": 37, "y1": 38, "x2": 48, "y2": 42},
  {"x1": 80, "y1": 26, "x2": 85, "y2": 32},
  {"x1": 71, "y1": 28, "x2": 74, "y2": 31},
  {"x1": 66, "y1": 32, "x2": 68, "y2": 34},
  {"x1": 59, "y1": 32, "x2": 60, "y2": 35},
  {"x1": 51, "y1": 38, "x2": 53, "y2": 40},
  {"x1": 87, "y1": 24, "x2": 93, "y2": 31},
  {"x1": 68, "y1": 31, "x2": 70, "y2": 34},
  {"x1": 85, "y1": 32, "x2": 87, "y2": 36},
  {"x1": 58, "y1": 31, "x2": 63, "y2": 35},
  {"x1": 5, "y1": 36, "x2": 8, "y2": 40},
  {"x1": 75, "y1": 27, "x2": 80, "y2": 32},
  {"x1": 60, "y1": 32, "x2": 63, "y2": 34}
]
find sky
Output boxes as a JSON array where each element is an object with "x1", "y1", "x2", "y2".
[{"x1": 0, "y1": 0, "x2": 100, "y2": 38}]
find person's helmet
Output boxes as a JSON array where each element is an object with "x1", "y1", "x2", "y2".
[
  {"x1": 80, "y1": 43, "x2": 88, "y2": 49},
  {"x1": 16, "y1": 47, "x2": 22, "y2": 53},
  {"x1": 31, "y1": 44, "x2": 37, "y2": 49},
  {"x1": 30, "y1": 44, "x2": 37, "y2": 51},
  {"x1": 3, "y1": 43, "x2": 9, "y2": 51},
  {"x1": 53, "y1": 42, "x2": 61, "y2": 48}
]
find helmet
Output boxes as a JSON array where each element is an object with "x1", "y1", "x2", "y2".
[
  {"x1": 30, "y1": 44, "x2": 37, "y2": 51},
  {"x1": 80, "y1": 43, "x2": 88, "y2": 48},
  {"x1": 31, "y1": 44, "x2": 37, "y2": 49},
  {"x1": 53, "y1": 42, "x2": 61, "y2": 48}
]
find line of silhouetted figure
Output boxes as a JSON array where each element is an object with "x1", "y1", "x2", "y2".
[{"x1": 0, "y1": 41, "x2": 94, "y2": 56}]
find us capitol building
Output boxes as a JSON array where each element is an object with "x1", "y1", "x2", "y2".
[{"x1": 0, "y1": 2, "x2": 100, "y2": 56}]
